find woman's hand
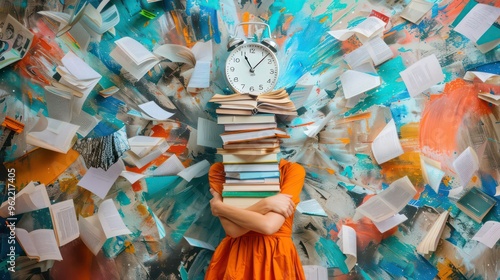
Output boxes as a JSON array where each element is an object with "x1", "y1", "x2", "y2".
[
  {"x1": 209, "y1": 189, "x2": 224, "y2": 217},
  {"x1": 263, "y1": 194, "x2": 295, "y2": 218}
]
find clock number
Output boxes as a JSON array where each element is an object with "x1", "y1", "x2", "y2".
[
  {"x1": 268, "y1": 58, "x2": 272, "y2": 64},
  {"x1": 267, "y1": 79, "x2": 271, "y2": 83},
  {"x1": 234, "y1": 58, "x2": 240, "y2": 63},
  {"x1": 230, "y1": 67, "x2": 235, "y2": 72},
  {"x1": 270, "y1": 69, "x2": 275, "y2": 74},
  {"x1": 250, "y1": 48, "x2": 255, "y2": 54},
  {"x1": 241, "y1": 84, "x2": 245, "y2": 89},
  {"x1": 249, "y1": 86, "x2": 255, "y2": 92},
  {"x1": 234, "y1": 77, "x2": 238, "y2": 82},
  {"x1": 259, "y1": 85, "x2": 263, "y2": 90}
]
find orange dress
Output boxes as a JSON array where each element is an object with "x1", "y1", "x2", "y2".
[{"x1": 205, "y1": 160, "x2": 306, "y2": 280}]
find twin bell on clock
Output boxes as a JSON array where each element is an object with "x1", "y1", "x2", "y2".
[{"x1": 225, "y1": 22, "x2": 279, "y2": 95}]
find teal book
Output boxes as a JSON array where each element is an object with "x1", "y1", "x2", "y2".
[
  {"x1": 456, "y1": 187, "x2": 497, "y2": 223},
  {"x1": 222, "y1": 191, "x2": 279, "y2": 198}
]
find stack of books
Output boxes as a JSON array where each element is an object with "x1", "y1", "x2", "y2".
[{"x1": 210, "y1": 89, "x2": 297, "y2": 208}]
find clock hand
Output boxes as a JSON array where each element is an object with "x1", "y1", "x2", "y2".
[
  {"x1": 252, "y1": 53, "x2": 270, "y2": 71},
  {"x1": 244, "y1": 55, "x2": 254, "y2": 73}
]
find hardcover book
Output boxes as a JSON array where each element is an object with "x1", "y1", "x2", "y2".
[{"x1": 456, "y1": 187, "x2": 496, "y2": 223}]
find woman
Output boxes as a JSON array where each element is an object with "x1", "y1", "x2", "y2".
[{"x1": 206, "y1": 159, "x2": 306, "y2": 279}]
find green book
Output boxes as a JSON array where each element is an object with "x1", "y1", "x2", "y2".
[
  {"x1": 222, "y1": 191, "x2": 278, "y2": 198},
  {"x1": 456, "y1": 187, "x2": 496, "y2": 223}
]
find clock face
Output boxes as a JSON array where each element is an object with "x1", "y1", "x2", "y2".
[{"x1": 225, "y1": 42, "x2": 279, "y2": 94}]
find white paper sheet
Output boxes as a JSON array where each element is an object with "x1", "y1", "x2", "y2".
[
  {"x1": 371, "y1": 119, "x2": 404, "y2": 164},
  {"x1": 177, "y1": 160, "x2": 210, "y2": 182},
  {"x1": 138, "y1": 101, "x2": 175, "y2": 120},
  {"x1": 400, "y1": 54, "x2": 444, "y2": 97},
  {"x1": 454, "y1": 4, "x2": 500, "y2": 44},
  {"x1": 472, "y1": 221, "x2": 500, "y2": 248},
  {"x1": 77, "y1": 160, "x2": 125, "y2": 199}
]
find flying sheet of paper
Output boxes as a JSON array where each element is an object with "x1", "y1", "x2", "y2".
[
  {"x1": 152, "y1": 211, "x2": 166, "y2": 239},
  {"x1": 371, "y1": 119, "x2": 404, "y2": 164},
  {"x1": 296, "y1": 199, "x2": 328, "y2": 217},
  {"x1": 304, "y1": 111, "x2": 335, "y2": 138},
  {"x1": 452, "y1": 147, "x2": 479, "y2": 187},
  {"x1": 448, "y1": 186, "x2": 463, "y2": 198},
  {"x1": 400, "y1": 0, "x2": 434, "y2": 24},
  {"x1": 341, "y1": 70, "x2": 381, "y2": 99},
  {"x1": 373, "y1": 214, "x2": 408, "y2": 233},
  {"x1": 344, "y1": 37, "x2": 393, "y2": 68},
  {"x1": 138, "y1": 101, "x2": 175, "y2": 120},
  {"x1": 196, "y1": 117, "x2": 224, "y2": 148},
  {"x1": 152, "y1": 154, "x2": 185, "y2": 176},
  {"x1": 400, "y1": 54, "x2": 444, "y2": 97},
  {"x1": 471, "y1": 221, "x2": 500, "y2": 248},
  {"x1": 177, "y1": 160, "x2": 210, "y2": 182},
  {"x1": 183, "y1": 236, "x2": 215, "y2": 251},
  {"x1": 289, "y1": 84, "x2": 314, "y2": 109},
  {"x1": 77, "y1": 160, "x2": 125, "y2": 199},
  {"x1": 71, "y1": 111, "x2": 100, "y2": 137},
  {"x1": 454, "y1": 4, "x2": 500, "y2": 44},
  {"x1": 328, "y1": 16, "x2": 386, "y2": 41},
  {"x1": 119, "y1": 171, "x2": 145, "y2": 184},
  {"x1": 337, "y1": 225, "x2": 357, "y2": 272}
]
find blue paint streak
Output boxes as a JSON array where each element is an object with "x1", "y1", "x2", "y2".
[
  {"x1": 315, "y1": 237, "x2": 349, "y2": 273},
  {"x1": 341, "y1": 166, "x2": 353, "y2": 179},
  {"x1": 116, "y1": 191, "x2": 131, "y2": 206}
]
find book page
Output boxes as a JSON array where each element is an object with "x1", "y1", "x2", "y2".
[
  {"x1": 177, "y1": 160, "x2": 210, "y2": 182},
  {"x1": 15, "y1": 228, "x2": 38, "y2": 259},
  {"x1": 187, "y1": 60, "x2": 211, "y2": 90},
  {"x1": 183, "y1": 236, "x2": 215, "y2": 251},
  {"x1": 400, "y1": 54, "x2": 444, "y2": 97},
  {"x1": 380, "y1": 176, "x2": 417, "y2": 211},
  {"x1": 464, "y1": 71, "x2": 500, "y2": 83},
  {"x1": 340, "y1": 70, "x2": 380, "y2": 99},
  {"x1": 472, "y1": 221, "x2": 500, "y2": 249},
  {"x1": 128, "y1": 136, "x2": 164, "y2": 157},
  {"x1": 296, "y1": 199, "x2": 328, "y2": 217},
  {"x1": 365, "y1": 37, "x2": 393, "y2": 66},
  {"x1": 153, "y1": 44, "x2": 195, "y2": 66},
  {"x1": 356, "y1": 195, "x2": 395, "y2": 222},
  {"x1": 400, "y1": 0, "x2": 434, "y2": 24},
  {"x1": 152, "y1": 154, "x2": 185, "y2": 176},
  {"x1": 452, "y1": 147, "x2": 479, "y2": 187},
  {"x1": 196, "y1": 117, "x2": 224, "y2": 148},
  {"x1": 119, "y1": 171, "x2": 145, "y2": 184},
  {"x1": 138, "y1": 101, "x2": 175, "y2": 120},
  {"x1": 337, "y1": 225, "x2": 357, "y2": 272},
  {"x1": 121, "y1": 141, "x2": 169, "y2": 168},
  {"x1": 71, "y1": 111, "x2": 100, "y2": 137},
  {"x1": 0, "y1": 14, "x2": 34, "y2": 70},
  {"x1": 50, "y1": 199, "x2": 79, "y2": 246},
  {"x1": 417, "y1": 211, "x2": 449, "y2": 254},
  {"x1": 78, "y1": 215, "x2": 106, "y2": 255},
  {"x1": 31, "y1": 229, "x2": 63, "y2": 261},
  {"x1": 454, "y1": 4, "x2": 500, "y2": 44},
  {"x1": 44, "y1": 86, "x2": 73, "y2": 122},
  {"x1": 27, "y1": 115, "x2": 80, "y2": 154},
  {"x1": 115, "y1": 37, "x2": 157, "y2": 64},
  {"x1": 77, "y1": 159, "x2": 125, "y2": 199},
  {"x1": 371, "y1": 119, "x2": 404, "y2": 164},
  {"x1": 61, "y1": 51, "x2": 101, "y2": 81},
  {"x1": 289, "y1": 84, "x2": 313, "y2": 108},
  {"x1": 420, "y1": 155, "x2": 445, "y2": 193},
  {"x1": 98, "y1": 199, "x2": 132, "y2": 238},
  {"x1": 373, "y1": 214, "x2": 407, "y2": 233}
]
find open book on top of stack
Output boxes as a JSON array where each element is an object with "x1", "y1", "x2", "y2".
[
  {"x1": 210, "y1": 89, "x2": 297, "y2": 208},
  {"x1": 210, "y1": 89, "x2": 298, "y2": 116}
]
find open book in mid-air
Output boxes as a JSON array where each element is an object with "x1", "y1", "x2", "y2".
[{"x1": 0, "y1": 14, "x2": 34, "y2": 70}]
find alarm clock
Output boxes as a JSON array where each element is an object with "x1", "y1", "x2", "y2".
[{"x1": 225, "y1": 22, "x2": 279, "y2": 95}]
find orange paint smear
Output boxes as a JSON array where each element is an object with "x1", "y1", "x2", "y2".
[
  {"x1": 131, "y1": 181, "x2": 143, "y2": 192},
  {"x1": 380, "y1": 151, "x2": 425, "y2": 191},
  {"x1": 242, "y1": 12, "x2": 251, "y2": 36},
  {"x1": 420, "y1": 79, "x2": 492, "y2": 155},
  {"x1": 124, "y1": 241, "x2": 135, "y2": 253}
]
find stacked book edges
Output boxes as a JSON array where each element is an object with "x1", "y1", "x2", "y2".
[
  {"x1": 216, "y1": 113, "x2": 282, "y2": 208},
  {"x1": 209, "y1": 89, "x2": 297, "y2": 116}
]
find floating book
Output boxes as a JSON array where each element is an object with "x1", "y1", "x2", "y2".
[
  {"x1": 26, "y1": 114, "x2": 79, "y2": 154},
  {"x1": 0, "y1": 15, "x2": 34, "y2": 70},
  {"x1": 417, "y1": 211, "x2": 449, "y2": 255},
  {"x1": 456, "y1": 187, "x2": 496, "y2": 223},
  {"x1": 16, "y1": 228, "x2": 63, "y2": 262},
  {"x1": 110, "y1": 37, "x2": 160, "y2": 80}
]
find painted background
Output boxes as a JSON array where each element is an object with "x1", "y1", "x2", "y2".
[{"x1": 0, "y1": 0, "x2": 499, "y2": 279}]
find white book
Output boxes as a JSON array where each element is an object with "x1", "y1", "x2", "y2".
[
  {"x1": 356, "y1": 176, "x2": 417, "y2": 222},
  {"x1": 400, "y1": 0, "x2": 434, "y2": 24},
  {"x1": 128, "y1": 136, "x2": 166, "y2": 158},
  {"x1": 344, "y1": 37, "x2": 393, "y2": 68},
  {"x1": 0, "y1": 182, "x2": 50, "y2": 218},
  {"x1": 452, "y1": 147, "x2": 479, "y2": 187},
  {"x1": 417, "y1": 211, "x2": 449, "y2": 254},
  {"x1": 50, "y1": 199, "x2": 79, "y2": 246},
  {"x1": 328, "y1": 16, "x2": 386, "y2": 41},
  {"x1": 26, "y1": 114, "x2": 79, "y2": 154},
  {"x1": 111, "y1": 37, "x2": 159, "y2": 80},
  {"x1": 454, "y1": 4, "x2": 500, "y2": 44},
  {"x1": 337, "y1": 225, "x2": 357, "y2": 272},
  {"x1": 371, "y1": 119, "x2": 404, "y2": 164},
  {"x1": 472, "y1": 221, "x2": 500, "y2": 249},
  {"x1": 71, "y1": 110, "x2": 100, "y2": 137},
  {"x1": 77, "y1": 160, "x2": 126, "y2": 199},
  {"x1": 78, "y1": 199, "x2": 131, "y2": 255},
  {"x1": 400, "y1": 54, "x2": 444, "y2": 97},
  {"x1": 16, "y1": 228, "x2": 63, "y2": 261},
  {"x1": 340, "y1": 69, "x2": 381, "y2": 99},
  {"x1": 464, "y1": 71, "x2": 500, "y2": 84},
  {"x1": 122, "y1": 140, "x2": 170, "y2": 168},
  {"x1": 197, "y1": 117, "x2": 224, "y2": 148}
]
